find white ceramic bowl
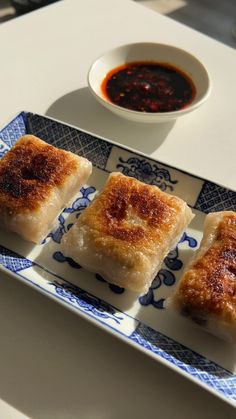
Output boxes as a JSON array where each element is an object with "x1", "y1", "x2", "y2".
[{"x1": 87, "y1": 42, "x2": 211, "y2": 123}]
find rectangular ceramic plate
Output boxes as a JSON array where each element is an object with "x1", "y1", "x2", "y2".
[{"x1": 0, "y1": 112, "x2": 236, "y2": 406}]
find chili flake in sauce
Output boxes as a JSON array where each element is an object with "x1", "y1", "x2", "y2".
[{"x1": 101, "y1": 61, "x2": 196, "y2": 113}]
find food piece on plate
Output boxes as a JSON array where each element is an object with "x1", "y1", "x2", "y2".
[
  {"x1": 0, "y1": 135, "x2": 92, "y2": 243},
  {"x1": 167, "y1": 211, "x2": 236, "y2": 342},
  {"x1": 61, "y1": 172, "x2": 194, "y2": 293}
]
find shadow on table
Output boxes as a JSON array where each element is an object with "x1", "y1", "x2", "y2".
[{"x1": 46, "y1": 87, "x2": 176, "y2": 155}]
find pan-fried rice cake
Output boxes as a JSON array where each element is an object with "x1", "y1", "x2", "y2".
[
  {"x1": 62, "y1": 172, "x2": 194, "y2": 293},
  {"x1": 0, "y1": 135, "x2": 92, "y2": 243},
  {"x1": 167, "y1": 211, "x2": 236, "y2": 342}
]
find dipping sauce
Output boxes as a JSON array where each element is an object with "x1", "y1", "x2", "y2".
[{"x1": 101, "y1": 61, "x2": 196, "y2": 113}]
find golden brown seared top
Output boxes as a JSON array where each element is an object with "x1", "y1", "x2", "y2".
[
  {"x1": 177, "y1": 213, "x2": 236, "y2": 322},
  {"x1": 80, "y1": 172, "x2": 184, "y2": 250},
  {"x1": 0, "y1": 135, "x2": 79, "y2": 213}
]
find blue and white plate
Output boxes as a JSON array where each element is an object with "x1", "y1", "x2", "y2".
[{"x1": 0, "y1": 112, "x2": 236, "y2": 406}]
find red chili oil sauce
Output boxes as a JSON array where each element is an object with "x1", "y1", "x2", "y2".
[{"x1": 101, "y1": 61, "x2": 196, "y2": 113}]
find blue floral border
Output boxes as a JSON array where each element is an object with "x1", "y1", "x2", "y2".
[
  {"x1": 25, "y1": 112, "x2": 236, "y2": 213},
  {"x1": 0, "y1": 112, "x2": 236, "y2": 405},
  {"x1": 0, "y1": 244, "x2": 235, "y2": 404},
  {"x1": 1, "y1": 111, "x2": 235, "y2": 212}
]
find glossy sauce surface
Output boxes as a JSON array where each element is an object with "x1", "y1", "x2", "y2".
[{"x1": 101, "y1": 61, "x2": 196, "y2": 113}]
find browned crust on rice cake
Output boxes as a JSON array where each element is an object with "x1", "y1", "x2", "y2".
[
  {"x1": 0, "y1": 135, "x2": 79, "y2": 214},
  {"x1": 177, "y1": 213, "x2": 236, "y2": 323},
  {"x1": 79, "y1": 172, "x2": 185, "y2": 253}
]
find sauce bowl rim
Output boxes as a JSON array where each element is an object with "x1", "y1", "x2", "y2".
[{"x1": 87, "y1": 42, "x2": 212, "y2": 121}]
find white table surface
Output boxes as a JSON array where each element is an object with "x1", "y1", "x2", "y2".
[{"x1": 0, "y1": 0, "x2": 235, "y2": 417}]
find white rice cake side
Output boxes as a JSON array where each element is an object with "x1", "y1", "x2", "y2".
[{"x1": 0, "y1": 135, "x2": 92, "y2": 243}]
